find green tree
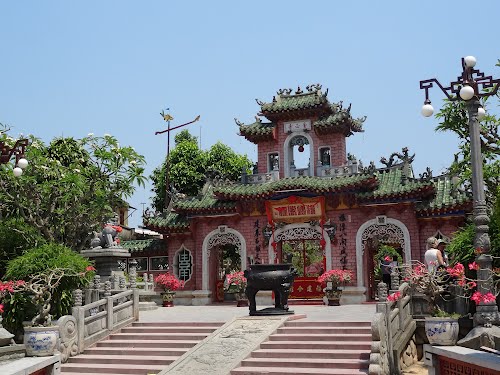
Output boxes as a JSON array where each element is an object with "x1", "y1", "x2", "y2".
[
  {"x1": 151, "y1": 130, "x2": 252, "y2": 211},
  {"x1": 0, "y1": 218, "x2": 45, "y2": 278},
  {"x1": 0, "y1": 131, "x2": 146, "y2": 251}
]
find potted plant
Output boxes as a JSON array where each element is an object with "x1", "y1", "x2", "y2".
[
  {"x1": 2, "y1": 243, "x2": 94, "y2": 356},
  {"x1": 154, "y1": 273, "x2": 184, "y2": 307},
  {"x1": 401, "y1": 261, "x2": 479, "y2": 346},
  {"x1": 317, "y1": 269, "x2": 353, "y2": 306},
  {"x1": 224, "y1": 271, "x2": 248, "y2": 307}
]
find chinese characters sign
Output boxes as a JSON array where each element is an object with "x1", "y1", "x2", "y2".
[{"x1": 266, "y1": 196, "x2": 325, "y2": 223}]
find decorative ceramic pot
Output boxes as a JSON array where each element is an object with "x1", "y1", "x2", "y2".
[
  {"x1": 162, "y1": 291, "x2": 176, "y2": 307},
  {"x1": 425, "y1": 317, "x2": 459, "y2": 345},
  {"x1": 234, "y1": 292, "x2": 249, "y2": 307},
  {"x1": 325, "y1": 288, "x2": 342, "y2": 306},
  {"x1": 23, "y1": 325, "x2": 60, "y2": 356}
]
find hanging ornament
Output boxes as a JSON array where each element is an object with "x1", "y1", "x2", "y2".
[{"x1": 298, "y1": 145, "x2": 304, "y2": 152}]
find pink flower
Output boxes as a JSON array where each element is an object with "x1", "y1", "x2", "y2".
[
  {"x1": 468, "y1": 262, "x2": 479, "y2": 271},
  {"x1": 467, "y1": 281, "x2": 477, "y2": 288},
  {"x1": 387, "y1": 291, "x2": 401, "y2": 302},
  {"x1": 86, "y1": 266, "x2": 96, "y2": 272},
  {"x1": 154, "y1": 273, "x2": 185, "y2": 292},
  {"x1": 471, "y1": 291, "x2": 483, "y2": 305},
  {"x1": 384, "y1": 256, "x2": 392, "y2": 262},
  {"x1": 482, "y1": 293, "x2": 496, "y2": 304},
  {"x1": 0, "y1": 304, "x2": 4, "y2": 314}
]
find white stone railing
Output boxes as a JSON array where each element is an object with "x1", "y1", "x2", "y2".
[
  {"x1": 369, "y1": 282, "x2": 417, "y2": 375},
  {"x1": 71, "y1": 289, "x2": 139, "y2": 356}
]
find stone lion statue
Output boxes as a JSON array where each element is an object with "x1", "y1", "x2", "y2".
[{"x1": 90, "y1": 224, "x2": 123, "y2": 249}]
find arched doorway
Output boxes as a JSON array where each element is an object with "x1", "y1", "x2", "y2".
[
  {"x1": 356, "y1": 217, "x2": 410, "y2": 301},
  {"x1": 269, "y1": 224, "x2": 331, "y2": 299},
  {"x1": 284, "y1": 132, "x2": 314, "y2": 177},
  {"x1": 202, "y1": 226, "x2": 246, "y2": 301}
]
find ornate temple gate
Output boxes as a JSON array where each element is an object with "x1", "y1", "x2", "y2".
[
  {"x1": 360, "y1": 221, "x2": 405, "y2": 300},
  {"x1": 276, "y1": 227, "x2": 324, "y2": 299}
]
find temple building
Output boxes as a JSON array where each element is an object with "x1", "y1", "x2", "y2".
[{"x1": 141, "y1": 84, "x2": 472, "y2": 305}]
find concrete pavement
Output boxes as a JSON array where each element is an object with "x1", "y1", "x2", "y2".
[{"x1": 139, "y1": 304, "x2": 376, "y2": 323}]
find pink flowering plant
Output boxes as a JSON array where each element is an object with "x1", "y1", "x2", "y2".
[
  {"x1": 224, "y1": 271, "x2": 247, "y2": 293},
  {"x1": 154, "y1": 272, "x2": 185, "y2": 293},
  {"x1": 400, "y1": 260, "x2": 499, "y2": 316},
  {"x1": 317, "y1": 269, "x2": 353, "y2": 288}
]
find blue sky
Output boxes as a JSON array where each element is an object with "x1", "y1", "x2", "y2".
[{"x1": 1, "y1": 1, "x2": 499, "y2": 228}]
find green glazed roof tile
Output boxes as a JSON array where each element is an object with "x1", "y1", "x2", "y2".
[
  {"x1": 416, "y1": 175, "x2": 472, "y2": 215},
  {"x1": 213, "y1": 175, "x2": 377, "y2": 199},
  {"x1": 260, "y1": 91, "x2": 330, "y2": 115},
  {"x1": 239, "y1": 120, "x2": 275, "y2": 142},
  {"x1": 121, "y1": 239, "x2": 163, "y2": 253},
  {"x1": 174, "y1": 185, "x2": 237, "y2": 212},
  {"x1": 144, "y1": 212, "x2": 189, "y2": 230}
]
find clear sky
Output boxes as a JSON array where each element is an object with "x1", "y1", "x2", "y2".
[{"x1": 1, "y1": 1, "x2": 499, "y2": 228}]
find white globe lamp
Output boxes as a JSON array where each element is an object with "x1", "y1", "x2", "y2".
[
  {"x1": 464, "y1": 56, "x2": 476, "y2": 68},
  {"x1": 421, "y1": 103, "x2": 434, "y2": 117},
  {"x1": 13, "y1": 167, "x2": 23, "y2": 177},
  {"x1": 477, "y1": 107, "x2": 486, "y2": 120},
  {"x1": 17, "y1": 158, "x2": 28, "y2": 169},
  {"x1": 459, "y1": 85, "x2": 475, "y2": 100}
]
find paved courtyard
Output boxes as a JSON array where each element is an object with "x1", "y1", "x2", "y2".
[{"x1": 139, "y1": 303, "x2": 377, "y2": 323}]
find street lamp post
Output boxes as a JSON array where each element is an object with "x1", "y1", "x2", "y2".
[
  {"x1": 155, "y1": 111, "x2": 200, "y2": 209},
  {"x1": 420, "y1": 56, "x2": 500, "y2": 349},
  {"x1": 0, "y1": 131, "x2": 29, "y2": 176}
]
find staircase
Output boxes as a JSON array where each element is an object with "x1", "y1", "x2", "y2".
[
  {"x1": 230, "y1": 321, "x2": 371, "y2": 375},
  {"x1": 61, "y1": 321, "x2": 224, "y2": 375}
]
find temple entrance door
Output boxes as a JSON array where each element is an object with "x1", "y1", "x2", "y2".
[
  {"x1": 214, "y1": 244, "x2": 241, "y2": 302},
  {"x1": 280, "y1": 239, "x2": 324, "y2": 299}
]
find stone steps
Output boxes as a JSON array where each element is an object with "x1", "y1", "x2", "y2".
[
  {"x1": 230, "y1": 321, "x2": 371, "y2": 375},
  {"x1": 61, "y1": 321, "x2": 224, "y2": 375}
]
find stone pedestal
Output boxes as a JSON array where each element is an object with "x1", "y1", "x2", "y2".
[{"x1": 80, "y1": 246, "x2": 130, "y2": 281}]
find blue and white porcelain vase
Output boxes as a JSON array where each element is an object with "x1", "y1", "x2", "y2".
[
  {"x1": 425, "y1": 317, "x2": 459, "y2": 346},
  {"x1": 23, "y1": 326, "x2": 60, "y2": 356}
]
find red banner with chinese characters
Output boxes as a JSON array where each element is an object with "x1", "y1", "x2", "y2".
[{"x1": 265, "y1": 196, "x2": 325, "y2": 224}]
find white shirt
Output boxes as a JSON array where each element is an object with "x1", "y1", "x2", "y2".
[{"x1": 424, "y1": 249, "x2": 440, "y2": 272}]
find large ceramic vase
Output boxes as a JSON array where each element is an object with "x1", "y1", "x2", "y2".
[
  {"x1": 234, "y1": 292, "x2": 249, "y2": 307},
  {"x1": 425, "y1": 317, "x2": 459, "y2": 345},
  {"x1": 325, "y1": 287, "x2": 342, "y2": 306},
  {"x1": 23, "y1": 325, "x2": 60, "y2": 356},
  {"x1": 162, "y1": 291, "x2": 176, "y2": 307}
]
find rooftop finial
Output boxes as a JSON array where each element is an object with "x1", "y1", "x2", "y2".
[
  {"x1": 255, "y1": 98, "x2": 264, "y2": 106},
  {"x1": 295, "y1": 86, "x2": 303, "y2": 94},
  {"x1": 306, "y1": 83, "x2": 322, "y2": 92},
  {"x1": 234, "y1": 118, "x2": 244, "y2": 126},
  {"x1": 277, "y1": 88, "x2": 292, "y2": 96}
]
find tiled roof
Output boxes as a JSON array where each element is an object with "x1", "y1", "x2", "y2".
[
  {"x1": 416, "y1": 175, "x2": 472, "y2": 216},
  {"x1": 174, "y1": 185, "x2": 237, "y2": 213},
  {"x1": 144, "y1": 212, "x2": 190, "y2": 233},
  {"x1": 314, "y1": 105, "x2": 365, "y2": 136},
  {"x1": 357, "y1": 166, "x2": 435, "y2": 202},
  {"x1": 120, "y1": 239, "x2": 163, "y2": 253},
  {"x1": 213, "y1": 175, "x2": 378, "y2": 200},
  {"x1": 260, "y1": 90, "x2": 331, "y2": 120},
  {"x1": 238, "y1": 120, "x2": 275, "y2": 143}
]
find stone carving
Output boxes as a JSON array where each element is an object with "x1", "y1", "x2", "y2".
[
  {"x1": 93, "y1": 275, "x2": 101, "y2": 290},
  {"x1": 380, "y1": 147, "x2": 415, "y2": 168},
  {"x1": 206, "y1": 232, "x2": 241, "y2": 259},
  {"x1": 275, "y1": 227, "x2": 322, "y2": 242},
  {"x1": 119, "y1": 276, "x2": 126, "y2": 289},
  {"x1": 369, "y1": 312, "x2": 390, "y2": 375},
  {"x1": 57, "y1": 315, "x2": 78, "y2": 363},
  {"x1": 378, "y1": 282, "x2": 388, "y2": 302},
  {"x1": 90, "y1": 224, "x2": 123, "y2": 249},
  {"x1": 129, "y1": 259, "x2": 137, "y2": 289},
  {"x1": 391, "y1": 270, "x2": 400, "y2": 291},
  {"x1": 104, "y1": 281, "x2": 111, "y2": 297},
  {"x1": 361, "y1": 223, "x2": 405, "y2": 253},
  {"x1": 166, "y1": 318, "x2": 284, "y2": 374},
  {"x1": 72, "y1": 289, "x2": 82, "y2": 307}
]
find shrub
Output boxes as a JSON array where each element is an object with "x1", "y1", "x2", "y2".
[{"x1": 2, "y1": 243, "x2": 93, "y2": 336}]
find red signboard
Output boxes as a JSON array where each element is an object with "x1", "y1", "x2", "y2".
[{"x1": 266, "y1": 196, "x2": 325, "y2": 224}]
